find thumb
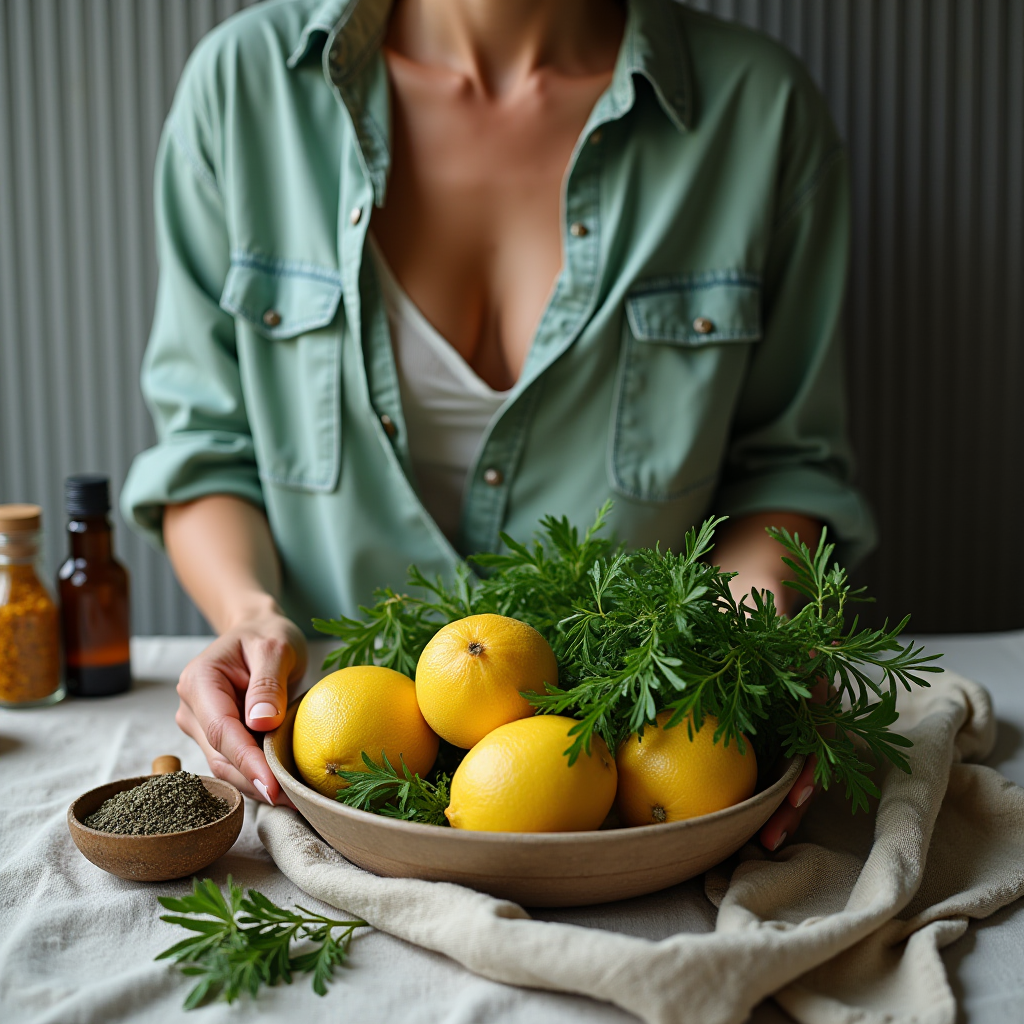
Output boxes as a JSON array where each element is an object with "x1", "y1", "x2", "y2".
[{"x1": 242, "y1": 637, "x2": 296, "y2": 731}]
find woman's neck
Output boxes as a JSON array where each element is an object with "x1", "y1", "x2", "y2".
[{"x1": 386, "y1": 0, "x2": 625, "y2": 97}]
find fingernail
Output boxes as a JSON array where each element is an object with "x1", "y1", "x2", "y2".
[
  {"x1": 250, "y1": 702, "x2": 278, "y2": 721},
  {"x1": 253, "y1": 779, "x2": 274, "y2": 806},
  {"x1": 796, "y1": 786, "x2": 814, "y2": 807},
  {"x1": 772, "y1": 831, "x2": 788, "y2": 851}
]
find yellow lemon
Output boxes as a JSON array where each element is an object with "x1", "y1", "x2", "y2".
[
  {"x1": 445, "y1": 715, "x2": 617, "y2": 832},
  {"x1": 615, "y1": 710, "x2": 757, "y2": 826},
  {"x1": 415, "y1": 613, "x2": 557, "y2": 748},
  {"x1": 292, "y1": 666, "x2": 438, "y2": 798}
]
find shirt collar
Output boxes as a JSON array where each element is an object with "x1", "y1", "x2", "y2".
[
  {"x1": 287, "y1": 0, "x2": 351, "y2": 68},
  {"x1": 290, "y1": 0, "x2": 692, "y2": 127},
  {"x1": 286, "y1": 0, "x2": 692, "y2": 201},
  {"x1": 611, "y1": 0, "x2": 694, "y2": 132}
]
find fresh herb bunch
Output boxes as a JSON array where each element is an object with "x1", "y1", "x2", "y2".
[
  {"x1": 156, "y1": 877, "x2": 367, "y2": 1009},
  {"x1": 335, "y1": 752, "x2": 453, "y2": 826},
  {"x1": 315, "y1": 504, "x2": 940, "y2": 812}
]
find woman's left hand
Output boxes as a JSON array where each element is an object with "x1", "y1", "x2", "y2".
[
  {"x1": 760, "y1": 754, "x2": 820, "y2": 851},
  {"x1": 710, "y1": 510, "x2": 830, "y2": 852},
  {"x1": 759, "y1": 674, "x2": 831, "y2": 851}
]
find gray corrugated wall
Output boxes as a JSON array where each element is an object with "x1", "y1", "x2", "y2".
[
  {"x1": 1, "y1": 0, "x2": 1022, "y2": 635},
  {"x1": 0, "y1": 0, "x2": 261, "y2": 635}
]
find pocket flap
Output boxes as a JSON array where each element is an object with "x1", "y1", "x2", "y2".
[
  {"x1": 220, "y1": 255, "x2": 343, "y2": 340},
  {"x1": 626, "y1": 273, "x2": 761, "y2": 346}
]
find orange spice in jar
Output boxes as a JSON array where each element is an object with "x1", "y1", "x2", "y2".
[{"x1": 0, "y1": 504, "x2": 65, "y2": 707}]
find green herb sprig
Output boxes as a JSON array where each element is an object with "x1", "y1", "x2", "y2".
[
  {"x1": 156, "y1": 877, "x2": 367, "y2": 1009},
  {"x1": 334, "y1": 752, "x2": 452, "y2": 826},
  {"x1": 315, "y1": 504, "x2": 941, "y2": 812},
  {"x1": 312, "y1": 568, "x2": 476, "y2": 677}
]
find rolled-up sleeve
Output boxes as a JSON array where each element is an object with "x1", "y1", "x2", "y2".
[
  {"x1": 120, "y1": 94, "x2": 263, "y2": 549},
  {"x1": 713, "y1": 137, "x2": 877, "y2": 566}
]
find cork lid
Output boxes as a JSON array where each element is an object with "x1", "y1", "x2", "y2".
[{"x1": 0, "y1": 503, "x2": 42, "y2": 533}]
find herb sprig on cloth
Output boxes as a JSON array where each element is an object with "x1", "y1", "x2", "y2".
[
  {"x1": 156, "y1": 877, "x2": 367, "y2": 1008},
  {"x1": 315, "y1": 504, "x2": 940, "y2": 812}
]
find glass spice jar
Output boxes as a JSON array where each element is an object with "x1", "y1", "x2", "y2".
[{"x1": 0, "y1": 504, "x2": 65, "y2": 708}]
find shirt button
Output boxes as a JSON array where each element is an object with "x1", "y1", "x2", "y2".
[
  {"x1": 349, "y1": 206, "x2": 363, "y2": 225},
  {"x1": 483, "y1": 467, "x2": 504, "y2": 486},
  {"x1": 693, "y1": 317, "x2": 715, "y2": 335},
  {"x1": 589, "y1": 129, "x2": 603, "y2": 145},
  {"x1": 569, "y1": 222, "x2": 589, "y2": 238},
  {"x1": 379, "y1": 413, "x2": 397, "y2": 438},
  {"x1": 262, "y1": 309, "x2": 282, "y2": 328}
]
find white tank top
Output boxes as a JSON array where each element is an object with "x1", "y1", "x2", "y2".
[{"x1": 370, "y1": 237, "x2": 510, "y2": 543}]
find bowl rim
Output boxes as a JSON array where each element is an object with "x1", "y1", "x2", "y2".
[
  {"x1": 67, "y1": 773, "x2": 243, "y2": 841},
  {"x1": 265, "y1": 699, "x2": 804, "y2": 844}
]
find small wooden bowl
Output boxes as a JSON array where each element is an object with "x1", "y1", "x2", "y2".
[
  {"x1": 67, "y1": 758, "x2": 243, "y2": 882},
  {"x1": 266, "y1": 703, "x2": 803, "y2": 907}
]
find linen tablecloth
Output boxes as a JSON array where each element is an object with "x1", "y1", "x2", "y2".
[{"x1": 2, "y1": 635, "x2": 1024, "y2": 1023}]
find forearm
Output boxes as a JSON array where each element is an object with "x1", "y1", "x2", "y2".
[
  {"x1": 712, "y1": 511, "x2": 821, "y2": 616},
  {"x1": 163, "y1": 495, "x2": 283, "y2": 633}
]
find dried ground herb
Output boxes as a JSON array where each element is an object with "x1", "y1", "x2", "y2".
[{"x1": 85, "y1": 771, "x2": 229, "y2": 835}]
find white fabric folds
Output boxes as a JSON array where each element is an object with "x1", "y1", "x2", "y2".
[{"x1": 257, "y1": 671, "x2": 1024, "y2": 1024}]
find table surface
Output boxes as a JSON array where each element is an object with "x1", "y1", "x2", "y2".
[{"x1": 1, "y1": 632, "x2": 1022, "y2": 1024}]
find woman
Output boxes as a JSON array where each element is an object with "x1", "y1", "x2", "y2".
[{"x1": 122, "y1": 0, "x2": 875, "y2": 849}]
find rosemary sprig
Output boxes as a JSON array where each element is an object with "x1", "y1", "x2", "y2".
[
  {"x1": 156, "y1": 877, "x2": 367, "y2": 1008},
  {"x1": 315, "y1": 504, "x2": 942, "y2": 813},
  {"x1": 335, "y1": 752, "x2": 452, "y2": 826}
]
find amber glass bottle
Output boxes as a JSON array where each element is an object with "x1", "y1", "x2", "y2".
[{"x1": 58, "y1": 475, "x2": 131, "y2": 696}]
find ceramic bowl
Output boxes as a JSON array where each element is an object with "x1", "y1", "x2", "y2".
[
  {"x1": 265, "y1": 702, "x2": 802, "y2": 907},
  {"x1": 68, "y1": 766, "x2": 243, "y2": 882}
]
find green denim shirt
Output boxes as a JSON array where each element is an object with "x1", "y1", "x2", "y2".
[{"x1": 121, "y1": 0, "x2": 876, "y2": 632}]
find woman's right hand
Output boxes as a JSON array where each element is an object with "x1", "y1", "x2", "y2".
[
  {"x1": 162, "y1": 496, "x2": 308, "y2": 806},
  {"x1": 174, "y1": 606, "x2": 308, "y2": 806}
]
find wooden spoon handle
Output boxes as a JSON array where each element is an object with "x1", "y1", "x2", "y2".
[{"x1": 151, "y1": 755, "x2": 182, "y2": 775}]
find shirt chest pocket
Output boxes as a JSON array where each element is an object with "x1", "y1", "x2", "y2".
[
  {"x1": 610, "y1": 274, "x2": 762, "y2": 503},
  {"x1": 220, "y1": 257, "x2": 344, "y2": 492}
]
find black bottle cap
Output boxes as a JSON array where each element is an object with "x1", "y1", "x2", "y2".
[{"x1": 65, "y1": 474, "x2": 111, "y2": 517}]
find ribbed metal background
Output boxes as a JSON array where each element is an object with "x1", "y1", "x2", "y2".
[
  {"x1": 1, "y1": 0, "x2": 1022, "y2": 634},
  {"x1": 0, "y1": 0, "x2": 261, "y2": 635}
]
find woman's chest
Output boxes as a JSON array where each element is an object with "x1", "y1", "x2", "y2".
[{"x1": 371, "y1": 58, "x2": 611, "y2": 391}]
